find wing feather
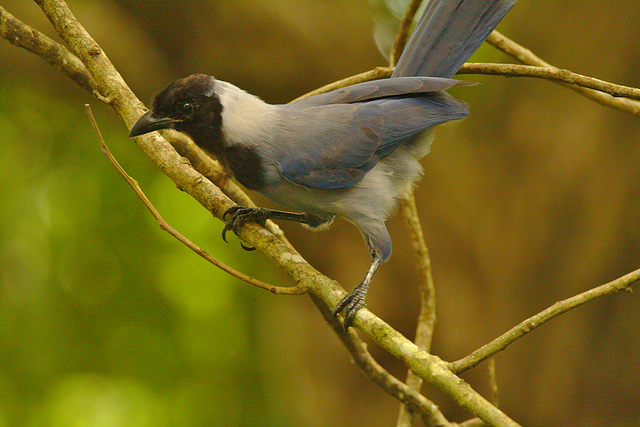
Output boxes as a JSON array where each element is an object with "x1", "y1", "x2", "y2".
[{"x1": 275, "y1": 90, "x2": 468, "y2": 190}]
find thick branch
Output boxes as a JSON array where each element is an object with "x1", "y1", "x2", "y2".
[
  {"x1": 450, "y1": 268, "x2": 638, "y2": 374},
  {"x1": 319, "y1": 305, "x2": 520, "y2": 427}
]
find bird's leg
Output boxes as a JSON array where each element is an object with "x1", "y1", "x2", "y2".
[
  {"x1": 222, "y1": 205, "x2": 328, "y2": 249},
  {"x1": 334, "y1": 255, "x2": 382, "y2": 331}
]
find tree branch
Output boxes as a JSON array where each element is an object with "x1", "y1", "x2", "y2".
[
  {"x1": 309, "y1": 293, "x2": 452, "y2": 427},
  {"x1": 0, "y1": 5, "x2": 102, "y2": 98},
  {"x1": 294, "y1": 63, "x2": 640, "y2": 109},
  {"x1": 457, "y1": 62, "x2": 640, "y2": 101},
  {"x1": 449, "y1": 267, "x2": 638, "y2": 374},
  {"x1": 336, "y1": 310, "x2": 520, "y2": 426},
  {"x1": 486, "y1": 30, "x2": 640, "y2": 117}
]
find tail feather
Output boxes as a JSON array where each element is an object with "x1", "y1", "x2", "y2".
[{"x1": 392, "y1": 0, "x2": 516, "y2": 79}]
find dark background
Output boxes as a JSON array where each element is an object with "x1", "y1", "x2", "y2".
[{"x1": 1, "y1": 0, "x2": 639, "y2": 425}]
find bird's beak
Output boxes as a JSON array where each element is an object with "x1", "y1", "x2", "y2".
[{"x1": 129, "y1": 110, "x2": 178, "y2": 137}]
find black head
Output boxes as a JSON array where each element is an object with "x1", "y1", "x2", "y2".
[{"x1": 129, "y1": 74, "x2": 223, "y2": 139}]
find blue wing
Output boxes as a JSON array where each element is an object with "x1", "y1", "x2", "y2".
[{"x1": 274, "y1": 78, "x2": 469, "y2": 190}]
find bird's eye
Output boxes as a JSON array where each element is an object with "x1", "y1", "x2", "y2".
[{"x1": 178, "y1": 102, "x2": 195, "y2": 117}]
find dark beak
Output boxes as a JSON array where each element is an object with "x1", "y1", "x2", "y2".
[{"x1": 129, "y1": 110, "x2": 178, "y2": 137}]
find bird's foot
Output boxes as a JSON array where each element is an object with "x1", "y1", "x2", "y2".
[
  {"x1": 222, "y1": 206, "x2": 270, "y2": 250},
  {"x1": 334, "y1": 283, "x2": 368, "y2": 332}
]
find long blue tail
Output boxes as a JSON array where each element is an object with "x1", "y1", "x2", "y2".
[{"x1": 392, "y1": 0, "x2": 516, "y2": 79}]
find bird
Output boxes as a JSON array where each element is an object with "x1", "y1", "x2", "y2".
[{"x1": 129, "y1": 0, "x2": 517, "y2": 330}]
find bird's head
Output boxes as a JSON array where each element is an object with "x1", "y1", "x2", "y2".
[{"x1": 129, "y1": 74, "x2": 222, "y2": 139}]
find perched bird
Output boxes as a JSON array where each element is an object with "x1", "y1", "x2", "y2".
[{"x1": 129, "y1": 0, "x2": 516, "y2": 329}]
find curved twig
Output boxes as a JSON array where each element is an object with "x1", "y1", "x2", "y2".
[
  {"x1": 294, "y1": 62, "x2": 640, "y2": 107},
  {"x1": 397, "y1": 192, "x2": 438, "y2": 427},
  {"x1": 449, "y1": 268, "x2": 638, "y2": 374}
]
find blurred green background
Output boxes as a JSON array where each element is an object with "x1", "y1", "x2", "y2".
[{"x1": 2, "y1": 0, "x2": 640, "y2": 426}]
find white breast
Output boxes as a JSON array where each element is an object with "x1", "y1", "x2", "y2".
[{"x1": 215, "y1": 81, "x2": 280, "y2": 148}]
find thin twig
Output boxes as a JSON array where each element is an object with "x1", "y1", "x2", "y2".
[
  {"x1": 397, "y1": 192, "x2": 438, "y2": 427},
  {"x1": 389, "y1": 0, "x2": 423, "y2": 67},
  {"x1": 85, "y1": 104, "x2": 306, "y2": 296},
  {"x1": 487, "y1": 359, "x2": 499, "y2": 407},
  {"x1": 486, "y1": 30, "x2": 640, "y2": 117},
  {"x1": 449, "y1": 268, "x2": 638, "y2": 374},
  {"x1": 458, "y1": 62, "x2": 640, "y2": 101},
  {"x1": 294, "y1": 62, "x2": 640, "y2": 108}
]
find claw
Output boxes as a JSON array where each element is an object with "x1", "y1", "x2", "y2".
[
  {"x1": 240, "y1": 243, "x2": 256, "y2": 251},
  {"x1": 221, "y1": 225, "x2": 231, "y2": 243},
  {"x1": 220, "y1": 206, "x2": 268, "y2": 248},
  {"x1": 222, "y1": 206, "x2": 243, "y2": 243},
  {"x1": 334, "y1": 289, "x2": 367, "y2": 332}
]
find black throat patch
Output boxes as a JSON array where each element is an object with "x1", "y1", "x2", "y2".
[{"x1": 178, "y1": 102, "x2": 266, "y2": 191}]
